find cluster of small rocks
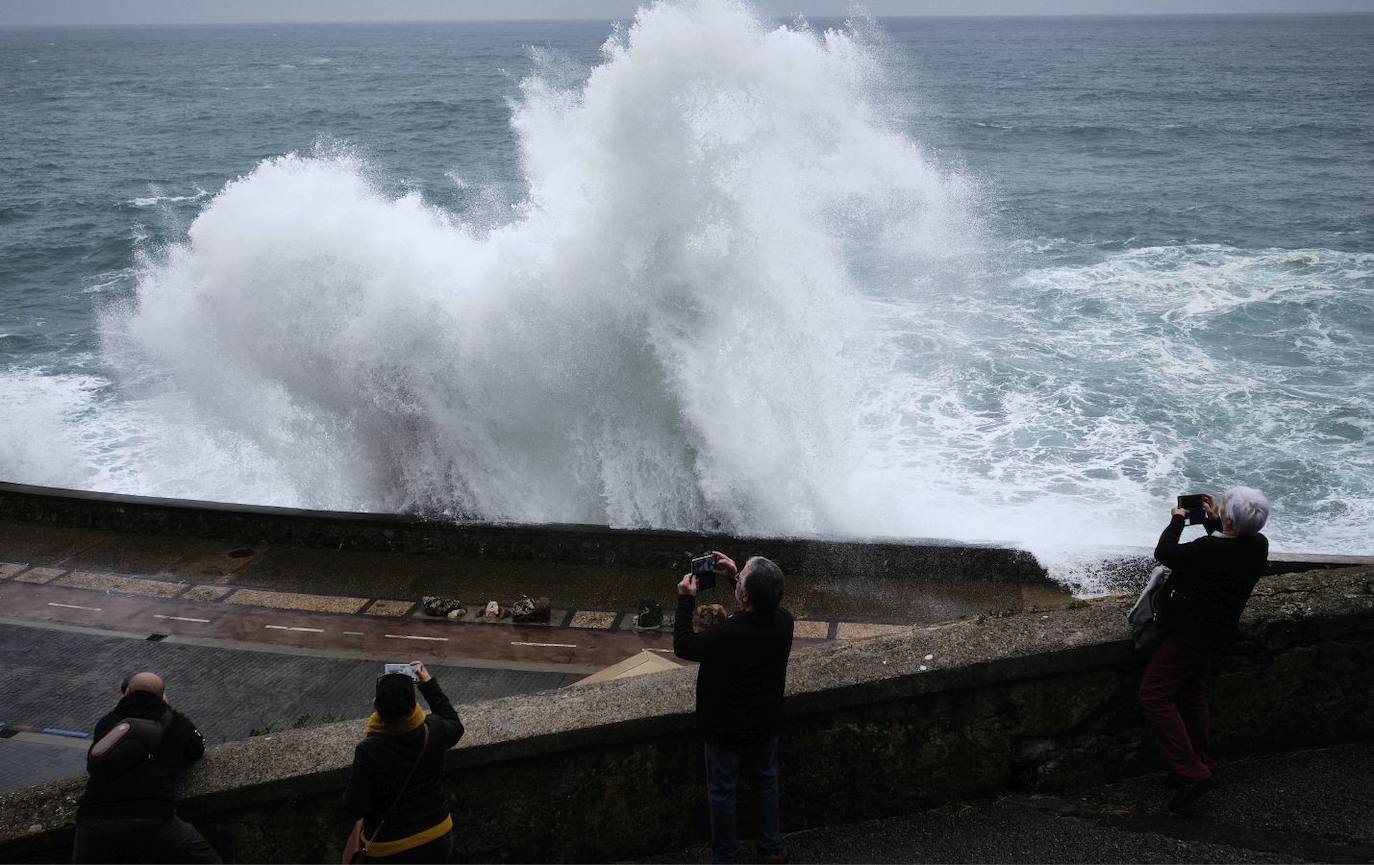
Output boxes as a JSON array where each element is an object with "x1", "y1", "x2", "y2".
[
  {"x1": 421, "y1": 596, "x2": 466, "y2": 619},
  {"x1": 419, "y1": 594, "x2": 551, "y2": 623}
]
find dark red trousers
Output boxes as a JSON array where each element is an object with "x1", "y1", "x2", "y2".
[{"x1": 1138, "y1": 636, "x2": 1215, "y2": 781}]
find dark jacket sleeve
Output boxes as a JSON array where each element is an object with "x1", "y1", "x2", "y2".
[
  {"x1": 341, "y1": 745, "x2": 372, "y2": 820},
  {"x1": 1154, "y1": 514, "x2": 1206, "y2": 571},
  {"x1": 91, "y1": 711, "x2": 120, "y2": 742},
  {"x1": 673, "y1": 594, "x2": 703, "y2": 661},
  {"x1": 176, "y1": 713, "x2": 207, "y2": 761},
  {"x1": 418, "y1": 679, "x2": 464, "y2": 748}
]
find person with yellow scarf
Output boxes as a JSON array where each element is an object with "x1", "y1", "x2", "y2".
[{"x1": 342, "y1": 662, "x2": 465, "y2": 862}]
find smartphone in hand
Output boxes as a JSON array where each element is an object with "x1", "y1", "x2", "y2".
[
  {"x1": 690, "y1": 554, "x2": 717, "y2": 591},
  {"x1": 1177, "y1": 494, "x2": 1207, "y2": 526}
]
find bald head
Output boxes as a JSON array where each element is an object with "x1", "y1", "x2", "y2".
[{"x1": 123, "y1": 672, "x2": 165, "y2": 697}]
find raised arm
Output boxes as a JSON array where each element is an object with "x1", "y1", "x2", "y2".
[
  {"x1": 1154, "y1": 512, "x2": 1207, "y2": 570},
  {"x1": 674, "y1": 590, "x2": 704, "y2": 662},
  {"x1": 414, "y1": 664, "x2": 464, "y2": 748}
]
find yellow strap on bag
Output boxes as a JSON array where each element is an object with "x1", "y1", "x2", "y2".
[{"x1": 363, "y1": 814, "x2": 453, "y2": 858}]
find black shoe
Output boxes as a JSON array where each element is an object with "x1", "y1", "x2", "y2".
[{"x1": 1167, "y1": 776, "x2": 1215, "y2": 813}]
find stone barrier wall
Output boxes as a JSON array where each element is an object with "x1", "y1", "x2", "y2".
[
  {"x1": 0, "y1": 481, "x2": 1045, "y2": 581},
  {"x1": 2, "y1": 566, "x2": 1370, "y2": 863}
]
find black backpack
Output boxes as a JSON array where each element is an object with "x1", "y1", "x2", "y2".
[{"x1": 86, "y1": 710, "x2": 174, "y2": 778}]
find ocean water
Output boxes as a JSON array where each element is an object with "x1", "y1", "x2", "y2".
[{"x1": 1, "y1": 3, "x2": 1371, "y2": 591}]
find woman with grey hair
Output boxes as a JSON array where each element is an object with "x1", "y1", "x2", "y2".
[{"x1": 1140, "y1": 486, "x2": 1270, "y2": 813}]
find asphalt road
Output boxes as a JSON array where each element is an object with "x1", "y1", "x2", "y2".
[{"x1": 0, "y1": 618, "x2": 582, "y2": 794}]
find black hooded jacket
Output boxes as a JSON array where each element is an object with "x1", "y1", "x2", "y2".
[{"x1": 76, "y1": 690, "x2": 207, "y2": 821}]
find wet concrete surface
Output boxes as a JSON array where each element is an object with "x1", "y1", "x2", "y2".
[
  {"x1": 0, "y1": 580, "x2": 720, "y2": 672},
  {"x1": 0, "y1": 512, "x2": 1068, "y2": 801},
  {"x1": 0, "y1": 517, "x2": 1062, "y2": 625},
  {"x1": 646, "y1": 742, "x2": 1374, "y2": 864},
  {"x1": 0, "y1": 616, "x2": 586, "y2": 794}
]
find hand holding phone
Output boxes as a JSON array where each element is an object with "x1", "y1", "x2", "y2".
[
  {"x1": 690, "y1": 554, "x2": 717, "y2": 591},
  {"x1": 1177, "y1": 494, "x2": 1207, "y2": 526}
]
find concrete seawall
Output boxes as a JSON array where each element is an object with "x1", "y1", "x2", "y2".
[
  {"x1": 2, "y1": 564, "x2": 1369, "y2": 863},
  {"x1": 0, "y1": 481, "x2": 1044, "y2": 582}
]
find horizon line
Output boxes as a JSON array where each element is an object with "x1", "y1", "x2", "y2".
[{"x1": 3, "y1": 10, "x2": 1373, "y2": 28}]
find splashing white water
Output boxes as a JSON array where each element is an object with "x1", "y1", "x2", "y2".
[{"x1": 99, "y1": 0, "x2": 976, "y2": 535}]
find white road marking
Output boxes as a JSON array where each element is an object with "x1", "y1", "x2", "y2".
[
  {"x1": 383, "y1": 633, "x2": 449, "y2": 642},
  {"x1": 343, "y1": 630, "x2": 364, "y2": 636},
  {"x1": 47, "y1": 602, "x2": 102, "y2": 612},
  {"x1": 154, "y1": 614, "x2": 211, "y2": 623},
  {"x1": 649, "y1": 648, "x2": 675, "y2": 653},
  {"x1": 264, "y1": 625, "x2": 324, "y2": 633},
  {"x1": 510, "y1": 641, "x2": 577, "y2": 648}
]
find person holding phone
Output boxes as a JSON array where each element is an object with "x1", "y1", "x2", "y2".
[
  {"x1": 342, "y1": 662, "x2": 465, "y2": 863},
  {"x1": 674, "y1": 552, "x2": 794, "y2": 865},
  {"x1": 1141, "y1": 486, "x2": 1270, "y2": 813}
]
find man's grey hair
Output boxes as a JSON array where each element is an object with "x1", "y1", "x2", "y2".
[
  {"x1": 1224, "y1": 486, "x2": 1270, "y2": 536},
  {"x1": 741, "y1": 556, "x2": 785, "y2": 614}
]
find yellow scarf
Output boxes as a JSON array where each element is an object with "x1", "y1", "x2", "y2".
[{"x1": 364, "y1": 703, "x2": 426, "y2": 735}]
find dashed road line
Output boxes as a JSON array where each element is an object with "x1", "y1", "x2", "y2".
[
  {"x1": 153, "y1": 614, "x2": 211, "y2": 623},
  {"x1": 343, "y1": 630, "x2": 365, "y2": 636},
  {"x1": 46, "y1": 602, "x2": 102, "y2": 612},
  {"x1": 383, "y1": 633, "x2": 449, "y2": 642},
  {"x1": 511, "y1": 641, "x2": 577, "y2": 648},
  {"x1": 264, "y1": 624, "x2": 324, "y2": 633}
]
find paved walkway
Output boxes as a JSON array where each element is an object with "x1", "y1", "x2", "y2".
[
  {"x1": 0, "y1": 530, "x2": 930, "y2": 797},
  {"x1": 647, "y1": 742, "x2": 1374, "y2": 863},
  {"x1": 0, "y1": 617, "x2": 582, "y2": 794},
  {"x1": 0, "y1": 517, "x2": 1065, "y2": 628}
]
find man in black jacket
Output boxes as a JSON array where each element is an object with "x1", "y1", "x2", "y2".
[
  {"x1": 1142, "y1": 486, "x2": 1270, "y2": 813},
  {"x1": 674, "y1": 552, "x2": 794, "y2": 865},
  {"x1": 74, "y1": 671, "x2": 219, "y2": 863}
]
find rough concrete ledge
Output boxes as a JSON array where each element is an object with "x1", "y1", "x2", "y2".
[
  {"x1": 0, "y1": 481, "x2": 1045, "y2": 582},
  {"x1": 1055, "y1": 544, "x2": 1374, "y2": 597},
  {"x1": 2, "y1": 566, "x2": 1370, "y2": 863}
]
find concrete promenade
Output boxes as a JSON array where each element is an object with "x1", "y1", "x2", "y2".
[
  {"x1": 2, "y1": 562, "x2": 1369, "y2": 863},
  {"x1": 0, "y1": 620, "x2": 580, "y2": 792},
  {"x1": 1, "y1": 510, "x2": 1024, "y2": 794},
  {"x1": 0, "y1": 510, "x2": 1067, "y2": 628},
  {"x1": 651, "y1": 742, "x2": 1374, "y2": 863}
]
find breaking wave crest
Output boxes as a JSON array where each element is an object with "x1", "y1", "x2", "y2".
[{"x1": 98, "y1": 0, "x2": 977, "y2": 533}]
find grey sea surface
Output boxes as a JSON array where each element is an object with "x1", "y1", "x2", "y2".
[{"x1": 1, "y1": 9, "x2": 1371, "y2": 589}]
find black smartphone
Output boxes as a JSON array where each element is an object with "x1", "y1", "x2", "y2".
[
  {"x1": 691, "y1": 554, "x2": 717, "y2": 591},
  {"x1": 1177, "y1": 494, "x2": 1207, "y2": 526}
]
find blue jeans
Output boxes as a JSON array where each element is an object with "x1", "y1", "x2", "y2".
[{"x1": 704, "y1": 737, "x2": 782, "y2": 864}]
